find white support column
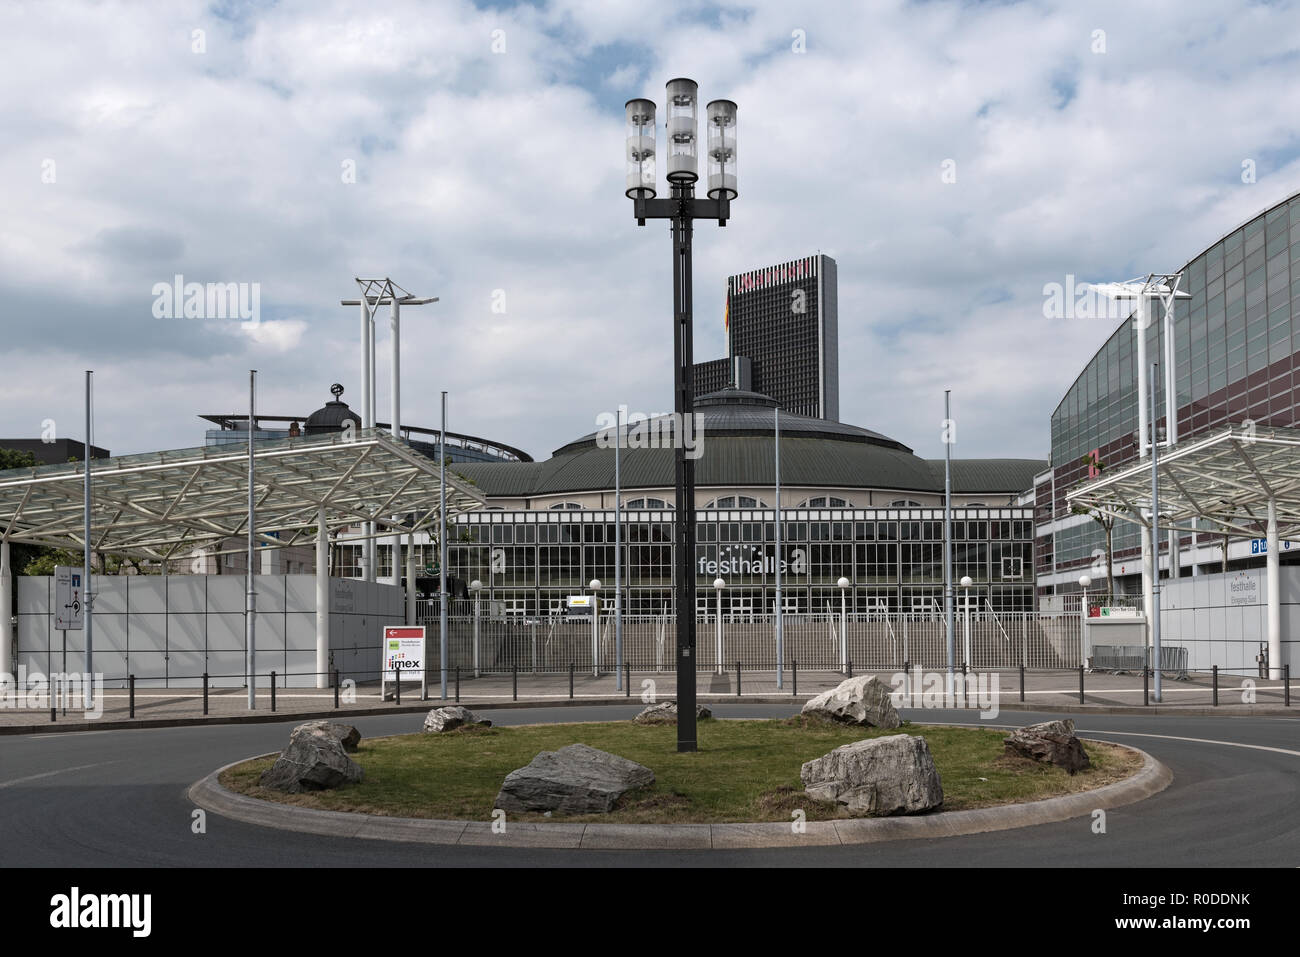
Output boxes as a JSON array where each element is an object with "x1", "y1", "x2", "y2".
[
  {"x1": 361, "y1": 299, "x2": 375, "y2": 584},
  {"x1": 316, "y1": 507, "x2": 329, "y2": 690},
  {"x1": 405, "y1": 530, "x2": 416, "y2": 625},
  {"x1": 0, "y1": 539, "x2": 12, "y2": 680},
  {"x1": 1267, "y1": 498, "x2": 1281, "y2": 680},
  {"x1": 1135, "y1": 292, "x2": 1154, "y2": 660}
]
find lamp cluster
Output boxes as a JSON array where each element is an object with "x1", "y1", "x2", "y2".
[{"x1": 625, "y1": 78, "x2": 737, "y2": 200}]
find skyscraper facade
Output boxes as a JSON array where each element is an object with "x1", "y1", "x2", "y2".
[{"x1": 695, "y1": 253, "x2": 839, "y2": 419}]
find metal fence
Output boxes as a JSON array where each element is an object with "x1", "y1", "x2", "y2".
[{"x1": 415, "y1": 611, "x2": 1084, "y2": 675}]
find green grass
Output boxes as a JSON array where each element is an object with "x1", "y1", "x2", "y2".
[{"x1": 222, "y1": 718, "x2": 1141, "y2": 823}]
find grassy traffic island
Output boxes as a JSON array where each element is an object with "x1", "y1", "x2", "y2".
[{"x1": 220, "y1": 717, "x2": 1143, "y2": 824}]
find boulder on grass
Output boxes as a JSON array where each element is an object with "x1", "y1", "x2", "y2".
[
  {"x1": 259, "y1": 726, "x2": 364, "y2": 793},
  {"x1": 800, "y1": 734, "x2": 943, "y2": 815},
  {"x1": 1003, "y1": 719, "x2": 1090, "y2": 774},
  {"x1": 494, "y1": 743, "x2": 654, "y2": 815},
  {"x1": 293, "y1": 719, "x2": 361, "y2": 752},
  {"x1": 422, "y1": 706, "x2": 492, "y2": 733},
  {"x1": 633, "y1": 700, "x2": 712, "y2": 724},
  {"x1": 800, "y1": 675, "x2": 901, "y2": 729}
]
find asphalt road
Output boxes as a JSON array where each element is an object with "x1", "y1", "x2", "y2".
[{"x1": 1, "y1": 705, "x2": 1297, "y2": 866}]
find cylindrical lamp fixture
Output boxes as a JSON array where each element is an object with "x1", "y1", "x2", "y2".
[
  {"x1": 705, "y1": 99, "x2": 737, "y2": 200},
  {"x1": 624, "y1": 98, "x2": 657, "y2": 198},
  {"x1": 665, "y1": 78, "x2": 698, "y2": 183}
]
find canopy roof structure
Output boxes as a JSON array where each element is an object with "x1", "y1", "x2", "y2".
[
  {"x1": 1066, "y1": 424, "x2": 1300, "y2": 537},
  {"x1": 0, "y1": 429, "x2": 485, "y2": 560}
]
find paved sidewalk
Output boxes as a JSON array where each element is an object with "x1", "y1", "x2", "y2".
[{"x1": 0, "y1": 667, "x2": 1292, "y2": 732}]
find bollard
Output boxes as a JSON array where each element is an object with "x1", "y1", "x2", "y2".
[
  {"x1": 904, "y1": 660, "x2": 910, "y2": 677},
  {"x1": 625, "y1": 661, "x2": 631, "y2": 697},
  {"x1": 847, "y1": 659, "x2": 853, "y2": 679},
  {"x1": 1019, "y1": 664, "x2": 1025, "y2": 703},
  {"x1": 50, "y1": 675, "x2": 56, "y2": 722},
  {"x1": 271, "y1": 672, "x2": 277, "y2": 712},
  {"x1": 735, "y1": 661, "x2": 741, "y2": 697},
  {"x1": 1143, "y1": 666, "x2": 1149, "y2": 707},
  {"x1": 512, "y1": 665, "x2": 518, "y2": 701},
  {"x1": 129, "y1": 675, "x2": 135, "y2": 718},
  {"x1": 792, "y1": 660, "x2": 798, "y2": 697},
  {"x1": 333, "y1": 670, "x2": 340, "y2": 709},
  {"x1": 962, "y1": 662, "x2": 968, "y2": 708},
  {"x1": 1286, "y1": 665, "x2": 1291, "y2": 708},
  {"x1": 203, "y1": 673, "x2": 209, "y2": 716},
  {"x1": 1212, "y1": 665, "x2": 1218, "y2": 707},
  {"x1": 395, "y1": 670, "x2": 400, "y2": 706},
  {"x1": 455, "y1": 666, "x2": 460, "y2": 704},
  {"x1": 569, "y1": 662, "x2": 574, "y2": 700},
  {"x1": 1078, "y1": 665, "x2": 1084, "y2": 705}
]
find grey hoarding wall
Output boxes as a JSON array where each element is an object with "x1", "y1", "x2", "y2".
[
  {"x1": 15, "y1": 574, "x2": 403, "y2": 689},
  {"x1": 1158, "y1": 566, "x2": 1299, "y2": 673}
]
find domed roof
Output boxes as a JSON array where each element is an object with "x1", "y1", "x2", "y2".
[
  {"x1": 304, "y1": 384, "x2": 362, "y2": 436},
  {"x1": 451, "y1": 386, "x2": 1046, "y2": 498},
  {"x1": 554, "y1": 386, "x2": 912, "y2": 456}
]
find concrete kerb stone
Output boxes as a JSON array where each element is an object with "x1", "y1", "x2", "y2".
[{"x1": 188, "y1": 742, "x2": 1171, "y2": 851}]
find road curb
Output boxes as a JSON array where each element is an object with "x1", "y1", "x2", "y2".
[{"x1": 188, "y1": 740, "x2": 1172, "y2": 850}]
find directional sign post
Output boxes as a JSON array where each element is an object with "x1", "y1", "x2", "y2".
[{"x1": 54, "y1": 566, "x2": 84, "y2": 632}]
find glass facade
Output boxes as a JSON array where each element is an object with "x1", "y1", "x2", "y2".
[
  {"x1": 449, "y1": 506, "x2": 1034, "y2": 618},
  {"x1": 1044, "y1": 193, "x2": 1300, "y2": 581}
]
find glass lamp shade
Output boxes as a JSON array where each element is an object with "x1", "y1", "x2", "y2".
[
  {"x1": 624, "y1": 98, "x2": 657, "y2": 198},
  {"x1": 665, "y1": 77, "x2": 698, "y2": 183},
  {"x1": 705, "y1": 99, "x2": 737, "y2": 200}
]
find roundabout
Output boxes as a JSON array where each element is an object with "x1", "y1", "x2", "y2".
[
  {"x1": 0, "y1": 703, "x2": 1297, "y2": 866},
  {"x1": 189, "y1": 729, "x2": 1169, "y2": 849}
]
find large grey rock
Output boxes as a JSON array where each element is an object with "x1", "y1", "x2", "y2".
[
  {"x1": 422, "y1": 706, "x2": 492, "y2": 733},
  {"x1": 294, "y1": 719, "x2": 361, "y2": 752},
  {"x1": 1003, "y1": 718, "x2": 1090, "y2": 774},
  {"x1": 800, "y1": 675, "x2": 902, "y2": 729},
  {"x1": 800, "y1": 734, "x2": 943, "y2": 814},
  {"x1": 633, "y1": 700, "x2": 712, "y2": 724},
  {"x1": 494, "y1": 743, "x2": 654, "y2": 815},
  {"x1": 259, "y1": 726, "x2": 365, "y2": 793}
]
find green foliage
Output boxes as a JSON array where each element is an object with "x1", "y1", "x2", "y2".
[
  {"x1": 0, "y1": 448, "x2": 37, "y2": 471},
  {"x1": 22, "y1": 548, "x2": 82, "y2": 576}
]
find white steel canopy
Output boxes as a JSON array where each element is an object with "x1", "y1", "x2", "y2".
[
  {"x1": 1067, "y1": 422, "x2": 1300, "y2": 681},
  {"x1": 1065, "y1": 424, "x2": 1300, "y2": 539},
  {"x1": 0, "y1": 428, "x2": 484, "y2": 559}
]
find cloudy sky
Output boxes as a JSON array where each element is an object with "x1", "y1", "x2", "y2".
[{"x1": 3, "y1": 0, "x2": 1300, "y2": 466}]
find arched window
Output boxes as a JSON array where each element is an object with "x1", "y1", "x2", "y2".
[
  {"x1": 705, "y1": 495, "x2": 769, "y2": 508},
  {"x1": 799, "y1": 496, "x2": 851, "y2": 508},
  {"x1": 548, "y1": 502, "x2": 584, "y2": 510},
  {"x1": 625, "y1": 497, "x2": 672, "y2": 509},
  {"x1": 887, "y1": 499, "x2": 922, "y2": 507}
]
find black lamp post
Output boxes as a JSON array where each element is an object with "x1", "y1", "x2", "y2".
[{"x1": 626, "y1": 78, "x2": 737, "y2": 753}]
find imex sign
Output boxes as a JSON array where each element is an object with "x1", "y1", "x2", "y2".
[{"x1": 382, "y1": 626, "x2": 425, "y2": 683}]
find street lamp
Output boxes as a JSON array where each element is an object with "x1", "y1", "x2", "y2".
[
  {"x1": 713, "y1": 577, "x2": 726, "y2": 675},
  {"x1": 470, "y1": 579, "x2": 482, "y2": 679},
  {"x1": 589, "y1": 578, "x2": 602, "y2": 678},
  {"x1": 837, "y1": 577, "x2": 850, "y2": 674},
  {"x1": 626, "y1": 78, "x2": 737, "y2": 753},
  {"x1": 1078, "y1": 574, "x2": 1091, "y2": 672},
  {"x1": 959, "y1": 576, "x2": 973, "y2": 682}
]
